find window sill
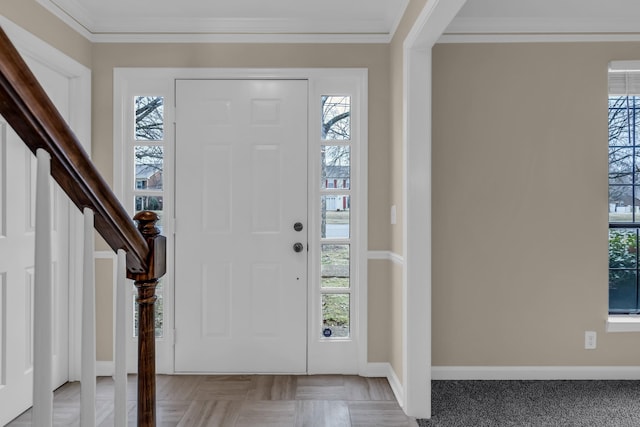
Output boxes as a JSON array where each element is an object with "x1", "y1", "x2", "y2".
[{"x1": 607, "y1": 315, "x2": 640, "y2": 332}]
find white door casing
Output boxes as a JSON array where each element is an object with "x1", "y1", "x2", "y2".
[{"x1": 174, "y1": 79, "x2": 308, "y2": 373}]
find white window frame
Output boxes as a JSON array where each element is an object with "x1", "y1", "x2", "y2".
[
  {"x1": 114, "y1": 68, "x2": 368, "y2": 374},
  {"x1": 114, "y1": 74, "x2": 175, "y2": 373},
  {"x1": 607, "y1": 60, "x2": 640, "y2": 333}
]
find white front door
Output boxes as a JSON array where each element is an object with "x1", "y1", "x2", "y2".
[
  {"x1": 0, "y1": 62, "x2": 70, "y2": 426},
  {"x1": 174, "y1": 79, "x2": 308, "y2": 373}
]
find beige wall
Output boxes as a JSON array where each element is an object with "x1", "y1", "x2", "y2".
[
  {"x1": 432, "y1": 42, "x2": 640, "y2": 366},
  {"x1": 95, "y1": 259, "x2": 114, "y2": 360},
  {"x1": 1, "y1": 0, "x2": 92, "y2": 67}
]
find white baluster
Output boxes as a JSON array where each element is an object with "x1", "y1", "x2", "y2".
[
  {"x1": 114, "y1": 249, "x2": 128, "y2": 426},
  {"x1": 81, "y1": 208, "x2": 96, "y2": 426},
  {"x1": 33, "y1": 148, "x2": 53, "y2": 427}
]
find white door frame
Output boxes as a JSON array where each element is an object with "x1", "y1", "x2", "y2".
[
  {"x1": 114, "y1": 68, "x2": 368, "y2": 375},
  {"x1": 0, "y1": 16, "x2": 92, "y2": 382},
  {"x1": 402, "y1": 0, "x2": 467, "y2": 418}
]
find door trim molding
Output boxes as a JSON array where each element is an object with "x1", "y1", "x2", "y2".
[
  {"x1": 113, "y1": 67, "x2": 368, "y2": 375},
  {"x1": 0, "y1": 16, "x2": 92, "y2": 383}
]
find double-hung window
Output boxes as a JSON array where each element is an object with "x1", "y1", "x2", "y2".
[{"x1": 608, "y1": 66, "x2": 640, "y2": 313}]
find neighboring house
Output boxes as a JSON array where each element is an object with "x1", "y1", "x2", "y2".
[
  {"x1": 135, "y1": 164, "x2": 163, "y2": 191},
  {"x1": 135, "y1": 164, "x2": 163, "y2": 211},
  {"x1": 609, "y1": 195, "x2": 640, "y2": 214},
  {"x1": 324, "y1": 165, "x2": 350, "y2": 211},
  {"x1": 324, "y1": 164, "x2": 350, "y2": 189}
]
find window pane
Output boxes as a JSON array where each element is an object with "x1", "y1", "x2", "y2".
[
  {"x1": 322, "y1": 293, "x2": 350, "y2": 338},
  {"x1": 608, "y1": 147, "x2": 634, "y2": 185},
  {"x1": 155, "y1": 293, "x2": 164, "y2": 338},
  {"x1": 133, "y1": 280, "x2": 164, "y2": 338},
  {"x1": 609, "y1": 96, "x2": 632, "y2": 146},
  {"x1": 135, "y1": 146, "x2": 163, "y2": 190},
  {"x1": 135, "y1": 196, "x2": 164, "y2": 233},
  {"x1": 321, "y1": 146, "x2": 350, "y2": 189},
  {"x1": 321, "y1": 244, "x2": 350, "y2": 288},
  {"x1": 322, "y1": 96, "x2": 351, "y2": 140},
  {"x1": 609, "y1": 186, "x2": 634, "y2": 222},
  {"x1": 135, "y1": 96, "x2": 164, "y2": 141},
  {"x1": 609, "y1": 229, "x2": 638, "y2": 269},
  {"x1": 135, "y1": 195, "x2": 164, "y2": 212},
  {"x1": 609, "y1": 270, "x2": 638, "y2": 312},
  {"x1": 321, "y1": 195, "x2": 350, "y2": 238}
]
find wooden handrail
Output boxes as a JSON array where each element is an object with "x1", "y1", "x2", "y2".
[{"x1": 0, "y1": 26, "x2": 148, "y2": 274}]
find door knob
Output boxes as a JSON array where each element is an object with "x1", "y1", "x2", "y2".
[{"x1": 293, "y1": 242, "x2": 304, "y2": 253}]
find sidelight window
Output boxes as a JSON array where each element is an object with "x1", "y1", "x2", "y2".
[
  {"x1": 320, "y1": 95, "x2": 352, "y2": 339},
  {"x1": 131, "y1": 95, "x2": 165, "y2": 337}
]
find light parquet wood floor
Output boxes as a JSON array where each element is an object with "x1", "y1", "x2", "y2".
[{"x1": 8, "y1": 375, "x2": 417, "y2": 426}]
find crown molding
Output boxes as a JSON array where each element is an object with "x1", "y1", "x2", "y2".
[
  {"x1": 89, "y1": 17, "x2": 389, "y2": 36},
  {"x1": 439, "y1": 15, "x2": 640, "y2": 43},
  {"x1": 438, "y1": 33, "x2": 640, "y2": 44},
  {"x1": 35, "y1": 0, "x2": 397, "y2": 44},
  {"x1": 447, "y1": 16, "x2": 640, "y2": 35},
  {"x1": 89, "y1": 32, "x2": 392, "y2": 44}
]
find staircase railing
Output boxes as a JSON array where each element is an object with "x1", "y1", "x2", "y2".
[{"x1": 0, "y1": 26, "x2": 164, "y2": 426}]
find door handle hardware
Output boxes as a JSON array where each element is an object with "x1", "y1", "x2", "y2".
[{"x1": 293, "y1": 242, "x2": 304, "y2": 253}]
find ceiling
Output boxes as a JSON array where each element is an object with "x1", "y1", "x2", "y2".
[
  {"x1": 35, "y1": 0, "x2": 640, "y2": 43},
  {"x1": 35, "y1": 0, "x2": 410, "y2": 43},
  {"x1": 445, "y1": 0, "x2": 640, "y2": 41}
]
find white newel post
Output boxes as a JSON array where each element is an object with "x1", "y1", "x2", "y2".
[
  {"x1": 33, "y1": 149, "x2": 53, "y2": 427},
  {"x1": 115, "y1": 249, "x2": 128, "y2": 426},
  {"x1": 81, "y1": 208, "x2": 96, "y2": 426}
]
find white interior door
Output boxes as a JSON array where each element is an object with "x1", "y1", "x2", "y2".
[
  {"x1": 0, "y1": 57, "x2": 70, "y2": 425},
  {"x1": 174, "y1": 79, "x2": 308, "y2": 373}
]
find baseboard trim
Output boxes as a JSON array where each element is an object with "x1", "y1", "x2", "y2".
[
  {"x1": 96, "y1": 361, "x2": 114, "y2": 377},
  {"x1": 364, "y1": 363, "x2": 404, "y2": 407},
  {"x1": 361, "y1": 362, "x2": 388, "y2": 377},
  {"x1": 433, "y1": 366, "x2": 640, "y2": 380}
]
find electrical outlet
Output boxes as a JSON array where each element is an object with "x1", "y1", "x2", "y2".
[{"x1": 585, "y1": 331, "x2": 597, "y2": 350}]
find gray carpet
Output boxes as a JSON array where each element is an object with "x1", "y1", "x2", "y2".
[{"x1": 417, "y1": 380, "x2": 640, "y2": 426}]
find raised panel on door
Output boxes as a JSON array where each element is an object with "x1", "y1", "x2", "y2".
[
  {"x1": 175, "y1": 79, "x2": 308, "y2": 373},
  {"x1": 0, "y1": 121, "x2": 37, "y2": 426}
]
